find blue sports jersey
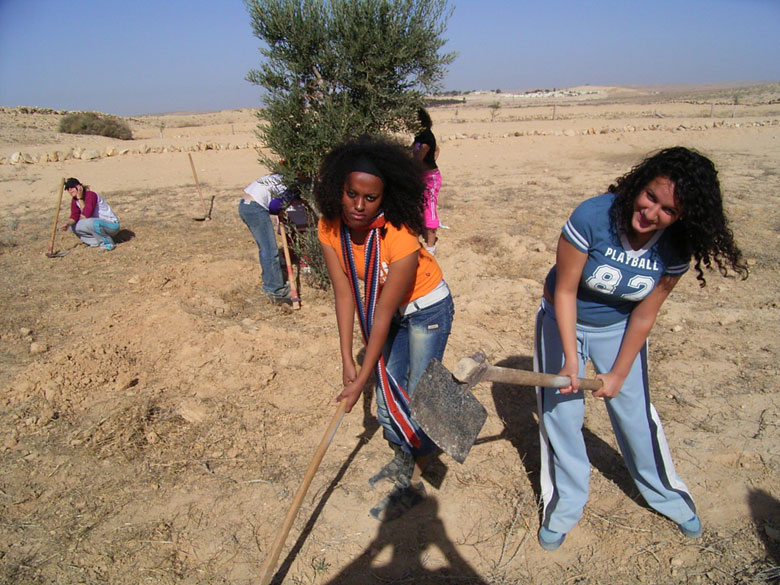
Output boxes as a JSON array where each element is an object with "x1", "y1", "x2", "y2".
[{"x1": 545, "y1": 193, "x2": 689, "y2": 326}]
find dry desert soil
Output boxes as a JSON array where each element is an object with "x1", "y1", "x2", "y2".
[{"x1": 1, "y1": 83, "x2": 779, "y2": 585}]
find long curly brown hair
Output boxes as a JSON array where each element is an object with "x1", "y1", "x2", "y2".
[{"x1": 609, "y1": 146, "x2": 748, "y2": 286}]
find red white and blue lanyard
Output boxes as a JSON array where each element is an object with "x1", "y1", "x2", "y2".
[{"x1": 340, "y1": 213, "x2": 422, "y2": 449}]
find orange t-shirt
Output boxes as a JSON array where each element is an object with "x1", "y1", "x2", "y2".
[{"x1": 318, "y1": 217, "x2": 443, "y2": 305}]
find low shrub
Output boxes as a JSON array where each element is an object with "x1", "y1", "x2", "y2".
[{"x1": 59, "y1": 112, "x2": 133, "y2": 140}]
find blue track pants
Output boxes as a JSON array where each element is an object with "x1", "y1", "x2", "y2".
[{"x1": 534, "y1": 298, "x2": 696, "y2": 534}]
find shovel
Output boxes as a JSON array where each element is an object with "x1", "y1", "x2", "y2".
[{"x1": 410, "y1": 352, "x2": 602, "y2": 464}]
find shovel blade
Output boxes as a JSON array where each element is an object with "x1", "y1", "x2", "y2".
[{"x1": 410, "y1": 359, "x2": 488, "y2": 464}]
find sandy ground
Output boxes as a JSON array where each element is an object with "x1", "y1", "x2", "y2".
[{"x1": 1, "y1": 84, "x2": 779, "y2": 585}]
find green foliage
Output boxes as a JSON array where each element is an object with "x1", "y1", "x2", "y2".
[
  {"x1": 245, "y1": 0, "x2": 455, "y2": 287},
  {"x1": 288, "y1": 213, "x2": 331, "y2": 291},
  {"x1": 58, "y1": 112, "x2": 133, "y2": 140},
  {"x1": 245, "y1": 0, "x2": 455, "y2": 181}
]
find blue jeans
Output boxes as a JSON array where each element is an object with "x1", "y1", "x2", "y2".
[
  {"x1": 377, "y1": 293, "x2": 455, "y2": 456},
  {"x1": 238, "y1": 199, "x2": 289, "y2": 298}
]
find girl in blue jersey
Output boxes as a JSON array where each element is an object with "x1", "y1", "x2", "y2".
[{"x1": 535, "y1": 147, "x2": 748, "y2": 550}]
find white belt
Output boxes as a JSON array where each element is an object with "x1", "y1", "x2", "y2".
[{"x1": 398, "y1": 280, "x2": 450, "y2": 317}]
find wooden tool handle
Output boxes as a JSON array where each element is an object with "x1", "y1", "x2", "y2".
[
  {"x1": 453, "y1": 354, "x2": 602, "y2": 392},
  {"x1": 47, "y1": 178, "x2": 66, "y2": 255},
  {"x1": 187, "y1": 153, "x2": 208, "y2": 216},
  {"x1": 278, "y1": 220, "x2": 301, "y2": 309},
  {"x1": 258, "y1": 400, "x2": 346, "y2": 585},
  {"x1": 482, "y1": 365, "x2": 602, "y2": 391}
]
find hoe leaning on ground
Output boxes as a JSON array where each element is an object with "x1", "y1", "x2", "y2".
[
  {"x1": 45, "y1": 177, "x2": 69, "y2": 258},
  {"x1": 187, "y1": 153, "x2": 213, "y2": 221}
]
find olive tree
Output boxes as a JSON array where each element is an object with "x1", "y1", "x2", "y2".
[{"x1": 245, "y1": 0, "x2": 455, "y2": 182}]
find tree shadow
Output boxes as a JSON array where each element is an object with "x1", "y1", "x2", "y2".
[
  {"x1": 488, "y1": 355, "x2": 642, "y2": 521},
  {"x1": 323, "y1": 495, "x2": 489, "y2": 585},
  {"x1": 748, "y1": 487, "x2": 780, "y2": 566}
]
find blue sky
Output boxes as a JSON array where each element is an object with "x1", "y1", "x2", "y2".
[{"x1": 1, "y1": 0, "x2": 778, "y2": 116}]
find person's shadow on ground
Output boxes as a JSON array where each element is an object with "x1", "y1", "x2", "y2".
[
  {"x1": 748, "y1": 487, "x2": 780, "y2": 568},
  {"x1": 114, "y1": 229, "x2": 135, "y2": 244},
  {"x1": 270, "y1": 352, "x2": 485, "y2": 585},
  {"x1": 323, "y1": 495, "x2": 488, "y2": 585}
]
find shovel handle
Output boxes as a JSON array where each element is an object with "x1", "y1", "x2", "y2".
[
  {"x1": 453, "y1": 354, "x2": 602, "y2": 391},
  {"x1": 481, "y1": 365, "x2": 602, "y2": 391}
]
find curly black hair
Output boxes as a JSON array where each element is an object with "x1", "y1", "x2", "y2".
[
  {"x1": 314, "y1": 135, "x2": 426, "y2": 235},
  {"x1": 609, "y1": 146, "x2": 748, "y2": 286}
]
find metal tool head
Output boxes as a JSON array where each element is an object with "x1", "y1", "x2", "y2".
[{"x1": 410, "y1": 358, "x2": 488, "y2": 464}]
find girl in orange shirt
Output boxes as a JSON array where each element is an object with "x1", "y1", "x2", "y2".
[{"x1": 316, "y1": 136, "x2": 454, "y2": 521}]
